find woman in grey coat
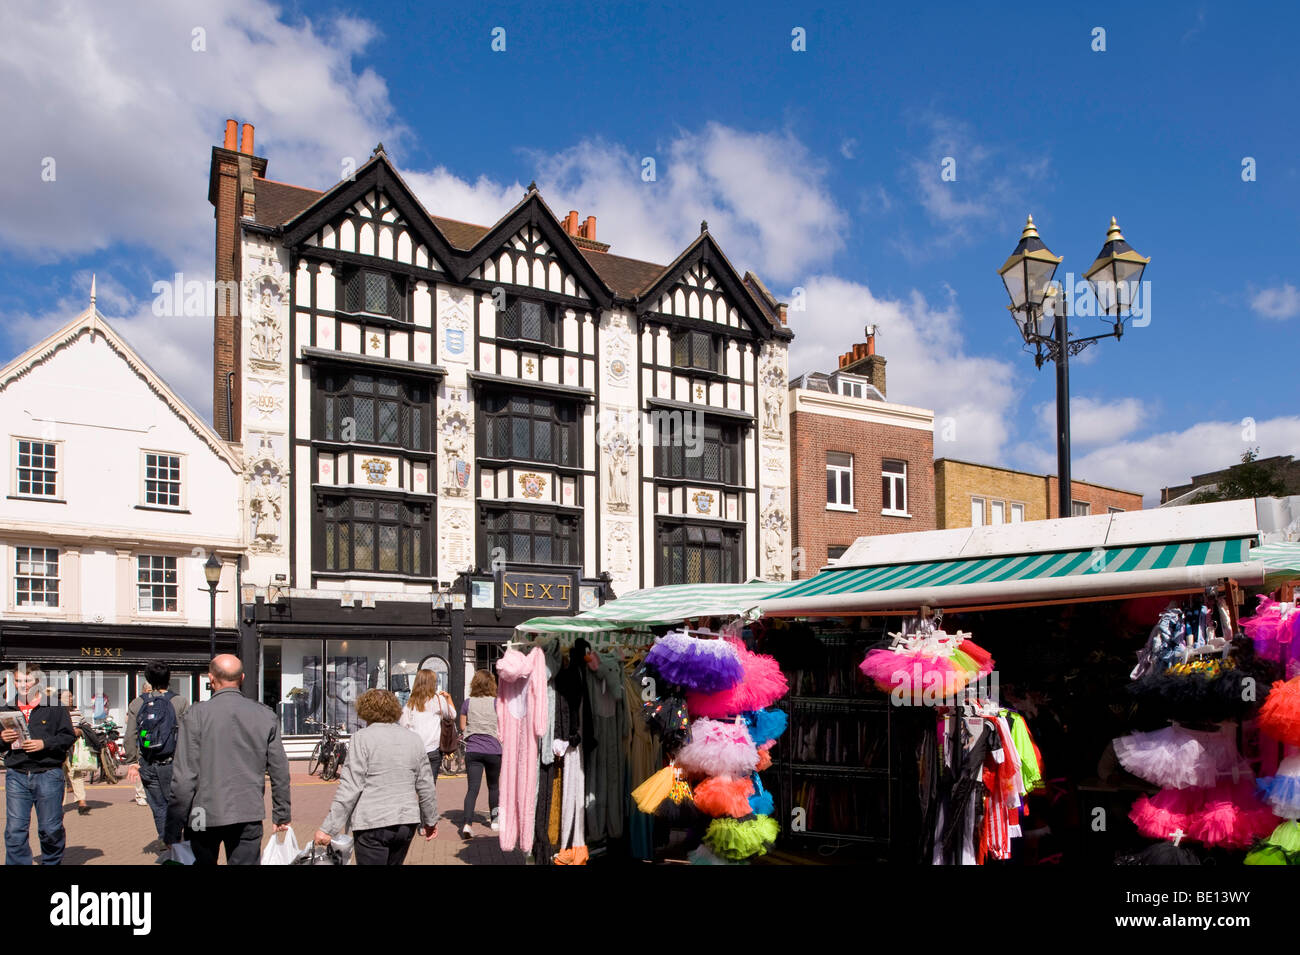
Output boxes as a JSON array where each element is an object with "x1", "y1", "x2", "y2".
[{"x1": 314, "y1": 689, "x2": 438, "y2": 865}]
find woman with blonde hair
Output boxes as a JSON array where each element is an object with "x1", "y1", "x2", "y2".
[
  {"x1": 458, "y1": 669, "x2": 501, "y2": 838},
  {"x1": 315, "y1": 688, "x2": 438, "y2": 865},
  {"x1": 399, "y1": 669, "x2": 456, "y2": 782}
]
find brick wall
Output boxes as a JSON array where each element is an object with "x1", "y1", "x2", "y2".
[
  {"x1": 936, "y1": 460, "x2": 1044, "y2": 527},
  {"x1": 935, "y1": 458, "x2": 1143, "y2": 527},
  {"x1": 790, "y1": 410, "x2": 935, "y2": 577},
  {"x1": 1046, "y1": 476, "x2": 1144, "y2": 517},
  {"x1": 211, "y1": 147, "x2": 242, "y2": 442}
]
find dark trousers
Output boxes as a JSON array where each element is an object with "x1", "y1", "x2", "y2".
[
  {"x1": 354, "y1": 823, "x2": 417, "y2": 865},
  {"x1": 427, "y1": 751, "x2": 441, "y2": 783},
  {"x1": 138, "y1": 760, "x2": 174, "y2": 841},
  {"x1": 463, "y1": 752, "x2": 500, "y2": 822},
  {"x1": 4, "y1": 768, "x2": 65, "y2": 865},
  {"x1": 191, "y1": 821, "x2": 263, "y2": 865}
]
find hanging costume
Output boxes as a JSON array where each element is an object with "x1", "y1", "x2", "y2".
[
  {"x1": 495, "y1": 646, "x2": 548, "y2": 853},
  {"x1": 584, "y1": 648, "x2": 630, "y2": 842}
]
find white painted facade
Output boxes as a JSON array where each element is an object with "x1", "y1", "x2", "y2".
[{"x1": 0, "y1": 308, "x2": 245, "y2": 665}]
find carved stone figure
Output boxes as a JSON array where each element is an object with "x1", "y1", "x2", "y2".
[
  {"x1": 763, "y1": 389, "x2": 784, "y2": 435},
  {"x1": 439, "y1": 393, "x2": 472, "y2": 496},
  {"x1": 250, "y1": 471, "x2": 283, "y2": 550},
  {"x1": 244, "y1": 250, "x2": 289, "y2": 371},
  {"x1": 604, "y1": 431, "x2": 632, "y2": 511}
]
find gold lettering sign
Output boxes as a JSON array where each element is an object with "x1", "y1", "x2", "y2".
[
  {"x1": 80, "y1": 647, "x2": 124, "y2": 657},
  {"x1": 499, "y1": 572, "x2": 576, "y2": 611}
]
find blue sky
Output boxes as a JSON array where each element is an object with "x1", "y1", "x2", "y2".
[{"x1": 1, "y1": 0, "x2": 1297, "y2": 501}]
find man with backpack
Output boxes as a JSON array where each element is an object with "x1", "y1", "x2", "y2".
[{"x1": 124, "y1": 663, "x2": 189, "y2": 849}]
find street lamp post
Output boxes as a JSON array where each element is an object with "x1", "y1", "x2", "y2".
[
  {"x1": 203, "y1": 553, "x2": 223, "y2": 661},
  {"x1": 998, "y1": 216, "x2": 1149, "y2": 517}
]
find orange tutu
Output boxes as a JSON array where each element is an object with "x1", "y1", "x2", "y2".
[
  {"x1": 692, "y1": 776, "x2": 755, "y2": 817},
  {"x1": 1260, "y1": 677, "x2": 1300, "y2": 747}
]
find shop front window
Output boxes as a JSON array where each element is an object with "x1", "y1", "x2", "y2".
[
  {"x1": 263, "y1": 638, "x2": 450, "y2": 735},
  {"x1": 74, "y1": 671, "x2": 129, "y2": 727}
]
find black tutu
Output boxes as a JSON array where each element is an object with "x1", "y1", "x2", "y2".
[
  {"x1": 1128, "y1": 638, "x2": 1281, "y2": 722},
  {"x1": 1115, "y1": 842, "x2": 1202, "y2": 865}
]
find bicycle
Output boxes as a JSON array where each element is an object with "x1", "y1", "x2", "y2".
[{"x1": 305, "y1": 719, "x2": 348, "y2": 781}]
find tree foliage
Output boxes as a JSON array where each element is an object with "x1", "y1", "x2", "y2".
[{"x1": 1190, "y1": 448, "x2": 1286, "y2": 503}]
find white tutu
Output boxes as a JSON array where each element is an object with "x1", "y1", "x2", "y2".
[{"x1": 1113, "y1": 724, "x2": 1250, "y2": 789}]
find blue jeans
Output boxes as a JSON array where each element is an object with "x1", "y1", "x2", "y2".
[
  {"x1": 5, "y1": 768, "x2": 66, "y2": 865},
  {"x1": 138, "y1": 761, "x2": 174, "y2": 841}
]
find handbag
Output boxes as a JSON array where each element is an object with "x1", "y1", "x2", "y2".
[
  {"x1": 437, "y1": 692, "x2": 458, "y2": 752},
  {"x1": 292, "y1": 842, "x2": 345, "y2": 865},
  {"x1": 69, "y1": 737, "x2": 97, "y2": 772},
  {"x1": 439, "y1": 717, "x2": 458, "y2": 753}
]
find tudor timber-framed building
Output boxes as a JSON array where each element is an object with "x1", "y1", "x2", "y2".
[{"x1": 209, "y1": 121, "x2": 793, "y2": 743}]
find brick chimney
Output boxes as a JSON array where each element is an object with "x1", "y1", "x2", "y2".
[
  {"x1": 207, "y1": 118, "x2": 268, "y2": 442},
  {"x1": 838, "y1": 327, "x2": 887, "y2": 397},
  {"x1": 559, "y1": 208, "x2": 610, "y2": 252}
]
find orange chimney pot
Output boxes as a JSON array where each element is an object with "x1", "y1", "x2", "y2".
[
  {"x1": 224, "y1": 119, "x2": 238, "y2": 150},
  {"x1": 240, "y1": 123, "x2": 255, "y2": 155},
  {"x1": 582, "y1": 215, "x2": 596, "y2": 240}
]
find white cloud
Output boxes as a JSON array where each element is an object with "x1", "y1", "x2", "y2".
[
  {"x1": 3, "y1": 257, "x2": 217, "y2": 417},
  {"x1": 788, "y1": 276, "x2": 1020, "y2": 464},
  {"x1": 1064, "y1": 416, "x2": 1300, "y2": 505},
  {"x1": 0, "y1": 0, "x2": 399, "y2": 265},
  {"x1": 1036, "y1": 395, "x2": 1150, "y2": 447},
  {"x1": 840, "y1": 138, "x2": 857, "y2": 159},
  {"x1": 1251, "y1": 283, "x2": 1300, "y2": 321},
  {"x1": 410, "y1": 125, "x2": 847, "y2": 288}
]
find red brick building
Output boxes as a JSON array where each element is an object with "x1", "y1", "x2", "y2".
[{"x1": 789, "y1": 336, "x2": 935, "y2": 578}]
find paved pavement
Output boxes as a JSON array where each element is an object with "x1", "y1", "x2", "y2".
[{"x1": 2, "y1": 764, "x2": 527, "y2": 865}]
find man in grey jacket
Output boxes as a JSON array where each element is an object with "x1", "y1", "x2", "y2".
[{"x1": 164, "y1": 655, "x2": 291, "y2": 865}]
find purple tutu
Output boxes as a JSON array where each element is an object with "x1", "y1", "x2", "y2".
[{"x1": 645, "y1": 632, "x2": 744, "y2": 693}]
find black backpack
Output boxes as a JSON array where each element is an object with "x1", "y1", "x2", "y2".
[{"x1": 138, "y1": 691, "x2": 179, "y2": 761}]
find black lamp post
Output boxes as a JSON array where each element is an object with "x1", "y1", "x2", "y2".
[
  {"x1": 998, "y1": 216, "x2": 1149, "y2": 517},
  {"x1": 203, "y1": 553, "x2": 223, "y2": 661}
]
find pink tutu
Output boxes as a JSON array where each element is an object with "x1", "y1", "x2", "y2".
[
  {"x1": 1130, "y1": 788, "x2": 1199, "y2": 840},
  {"x1": 1131, "y1": 780, "x2": 1278, "y2": 848},
  {"x1": 687, "y1": 640, "x2": 789, "y2": 718},
  {"x1": 1240, "y1": 596, "x2": 1300, "y2": 675},
  {"x1": 1112, "y1": 724, "x2": 1250, "y2": 789},
  {"x1": 675, "y1": 718, "x2": 758, "y2": 778},
  {"x1": 860, "y1": 637, "x2": 994, "y2": 698},
  {"x1": 1192, "y1": 780, "x2": 1279, "y2": 848}
]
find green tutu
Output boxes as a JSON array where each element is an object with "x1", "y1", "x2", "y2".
[
  {"x1": 1244, "y1": 820, "x2": 1300, "y2": 865},
  {"x1": 703, "y1": 815, "x2": 780, "y2": 861}
]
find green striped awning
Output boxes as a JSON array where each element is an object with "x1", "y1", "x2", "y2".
[
  {"x1": 517, "y1": 581, "x2": 788, "y2": 635},
  {"x1": 769, "y1": 538, "x2": 1256, "y2": 601},
  {"x1": 1250, "y1": 542, "x2": 1300, "y2": 585}
]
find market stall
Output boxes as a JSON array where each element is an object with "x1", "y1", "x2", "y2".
[
  {"x1": 494, "y1": 581, "x2": 790, "y2": 864},
  {"x1": 756, "y1": 498, "x2": 1300, "y2": 865}
]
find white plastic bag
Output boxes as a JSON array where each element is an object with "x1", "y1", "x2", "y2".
[
  {"x1": 161, "y1": 841, "x2": 195, "y2": 865},
  {"x1": 260, "y1": 828, "x2": 301, "y2": 865}
]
